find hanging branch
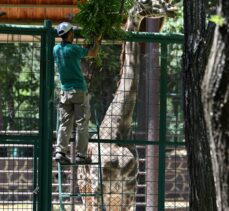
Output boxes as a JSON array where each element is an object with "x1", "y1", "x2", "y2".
[
  {"x1": 73, "y1": 0, "x2": 134, "y2": 42},
  {"x1": 119, "y1": 0, "x2": 125, "y2": 14}
]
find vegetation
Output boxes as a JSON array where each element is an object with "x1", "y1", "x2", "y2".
[
  {"x1": 78, "y1": 44, "x2": 122, "y2": 127},
  {"x1": 74, "y1": 0, "x2": 134, "y2": 41},
  {"x1": 0, "y1": 42, "x2": 40, "y2": 131},
  {"x1": 162, "y1": 0, "x2": 183, "y2": 33}
]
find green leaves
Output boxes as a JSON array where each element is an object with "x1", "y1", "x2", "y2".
[
  {"x1": 73, "y1": 0, "x2": 134, "y2": 42},
  {"x1": 209, "y1": 15, "x2": 225, "y2": 26},
  {"x1": 162, "y1": 2, "x2": 183, "y2": 33}
]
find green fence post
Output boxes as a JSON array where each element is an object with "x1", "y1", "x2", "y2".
[
  {"x1": 38, "y1": 20, "x2": 54, "y2": 211},
  {"x1": 158, "y1": 43, "x2": 168, "y2": 211}
]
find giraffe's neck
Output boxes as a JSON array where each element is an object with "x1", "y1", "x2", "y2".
[{"x1": 125, "y1": 7, "x2": 144, "y2": 32}]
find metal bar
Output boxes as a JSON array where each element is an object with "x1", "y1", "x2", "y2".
[
  {"x1": 0, "y1": 135, "x2": 39, "y2": 141},
  {"x1": 0, "y1": 130, "x2": 39, "y2": 134},
  {"x1": 94, "y1": 102, "x2": 105, "y2": 210},
  {"x1": 47, "y1": 19, "x2": 56, "y2": 211},
  {"x1": 0, "y1": 130, "x2": 57, "y2": 137},
  {"x1": 0, "y1": 136, "x2": 185, "y2": 146},
  {"x1": 33, "y1": 142, "x2": 38, "y2": 211},
  {"x1": 158, "y1": 44, "x2": 168, "y2": 211},
  {"x1": 58, "y1": 163, "x2": 64, "y2": 211},
  {"x1": 38, "y1": 22, "x2": 46, "y2": 211},
  {"x1": 62, "y1": 193, "x2": 102, "y2": 198},
  {"x1": 60, "y1": 162, "x2": 100, "y2": 167},
  {"x1": 0, "y1": 144, "x2": 34, "y2": 147},
  {"x1": 0, "y1": 24, "x2": 184, "y2": 43},
  {"x1": 98, "y1": 141, "x2": 105, "y2": 210},
  {"x1": 125, "y1": 32, "x2": 184, "y2": 44},
  {"x1": 0, "y1": 139, "x2": 37, "y2": 144},
  {"x1": 0, "y1": 25, "x2": 46, "y2": 35},
  {"x1": 70, "y1": 139, "x2": 76, "y2": 211},
  {"x1": 37, "y1": 20, "x2": 54, "y2": 211},
  {"x1": 52, "y1": 28, "x2": 184, "y2": 44},
  {"x1": 89, "y1": 139, "x2": 185, "y2": 146}
]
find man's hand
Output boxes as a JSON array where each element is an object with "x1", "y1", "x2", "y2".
[
  {"x1": 88, "y1": 35, "x2": 102, "y2": 58},
  {"x1": 94, "y1": 34, "x2": 102, "y2": 43}
]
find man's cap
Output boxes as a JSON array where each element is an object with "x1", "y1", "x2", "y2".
[{"x1": 56, "y1": 22, "x2": 74, "y2": 36}]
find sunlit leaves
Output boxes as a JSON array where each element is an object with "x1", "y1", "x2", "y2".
[
  {"x1": 73, "y1": 0, "x2": 134, "y2": 41},
  {"x1": 209, "y1": 15, "x2": 225, "y2": 26}
]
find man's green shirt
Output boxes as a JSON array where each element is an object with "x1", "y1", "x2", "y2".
[{"x1": 53, "y1": 42, "x2": 88, "y2": 91}]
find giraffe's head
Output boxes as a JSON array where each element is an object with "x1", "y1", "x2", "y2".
[{"x1": 132, "y1": 0, "x2": 177, "y2": 19}]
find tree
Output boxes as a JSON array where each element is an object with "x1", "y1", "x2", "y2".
[
  {"x1": 202, "y1": 1, "x2": 229, "y2": 210},
  {"x1": 0, "y1": 43, "x2": 40, "y2": 131},
  {"x1": 184, "y1": 0, "x2": 228, "y2": 210}
]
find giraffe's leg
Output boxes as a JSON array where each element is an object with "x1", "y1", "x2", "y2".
[
  {"x1": 90, "y1": 166, "x2": 103, "y2": 211},
  {"x1": 91, "y1": 194, "x2": 100, "y2": 211},
  {"x1": 121, "y1": 192, "x2": 135, "y2": 211},
  {"x1": 79, "y1": 185, "x2": 93, "y2": 211},
  {"x1": 120, "y1": 178, "x2": 137, "y2": 211},
  {"x1": 77, "y1": 167, "x2": 94, "y2": 211}
]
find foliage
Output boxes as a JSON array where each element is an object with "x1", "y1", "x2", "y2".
[
  {"x1": 160, "y1": 1, "x2": 184, "y2": 141},
  {"x1": 165, "y1": 43, "x2": 184, "y2": 142},
  {"x1": 206, "y1": 0, "x2": 217, "y2": 17},
  {"x1": 209, "y1": 15, "x2": 225, "y2": 26},
  {"x1": 0, "y1": 43, "x2": 40, "y2": 131},
  {"x1": 161, "y1": 0, "x2": 183, "y2": 33},
  {"x1": 84, "y1": 44, "x2": 122, "y2": 123},
  {"x1": 73, "y1": 0, "x2": 134, "y2": 42}
]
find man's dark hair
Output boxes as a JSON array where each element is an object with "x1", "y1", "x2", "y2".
[{"x1": 61, "y1": 28, "x2": 73, "y2": 40}]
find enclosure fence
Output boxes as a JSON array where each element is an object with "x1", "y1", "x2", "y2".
[{"x1": 0, "y1": 20, "x2": 187, "y2": 211}]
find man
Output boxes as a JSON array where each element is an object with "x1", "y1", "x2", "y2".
[{"x1": 53, "y1": 22, "x2": 100, "y2": 164}]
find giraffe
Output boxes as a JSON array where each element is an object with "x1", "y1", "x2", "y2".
[{"x1": 77, "y1": 1, "x2": 177, "y2": 210}]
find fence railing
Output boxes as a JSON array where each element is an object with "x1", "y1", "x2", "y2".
[{"x1": 0, "y1": 20, "x2": 187, "y2": 211}]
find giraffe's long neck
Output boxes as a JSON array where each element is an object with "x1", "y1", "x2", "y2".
[
  {"x1": 125, "y1": 7, "x2": 144, "y2": 32},
  {"x1": 99, "y1": 9, "x2": 144, "y2": 140}
]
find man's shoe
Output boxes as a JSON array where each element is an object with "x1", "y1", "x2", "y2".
[
  {"x1": 75, "y1": 155, "x2": 92, "y2": 164},
  {"x1": 55, "y1": 152, "x2": 71, "y2": 165}
]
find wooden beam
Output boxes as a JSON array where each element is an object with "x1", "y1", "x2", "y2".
[
  {"x1": 0, "y1": 0, "x2": 78, "y2": 4},
  {"x1": 0, "y1": 4, "x2": 78, "y2": 8},
  {"x1": 0, "y1": 0, "x2": 83, "y2": 24},
  {"x1": 0, "y1": 7, "x2": 79, "y2": 24}
]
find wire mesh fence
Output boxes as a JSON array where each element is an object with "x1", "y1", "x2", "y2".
[
  {"x1": 52, "y1": 37, "x2": 188, "y2": 211},
  {"x1": 0, "y1": 35, "x2": 40, "y2": 134},
  {"x1": 0, "y1": 143, "x2": 37, "y2": 211},
  {"x1": 0, "y1": 33, "x2": 41, "y2": 211},
  {"x1": 0, "y1": 22, "x2": 188, "y2": 211}
]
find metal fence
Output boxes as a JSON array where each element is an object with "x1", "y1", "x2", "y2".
[
  {"x1": 0, "y1": 21, "x2": 54, "y2": 211},
  {"x1": 0, "y1": 20, "x2": 188, "y2": 211}
]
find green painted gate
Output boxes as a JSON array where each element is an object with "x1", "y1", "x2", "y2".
[
  {"x1": 0, "y1": 20, "x2": 54, "y2": 211},
  {"x1": 0, "y1": 20, "x2": 187, "y2": 211}
]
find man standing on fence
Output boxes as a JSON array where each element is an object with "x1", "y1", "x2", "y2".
[{"x1": 53, "y1": 22, "x2": 101, "y2": 164}]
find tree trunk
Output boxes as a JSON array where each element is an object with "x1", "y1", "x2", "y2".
[
  {"x1": 202, "y1": 1, "x2": 229, "y2": 210},
  {"x1": 183, "y1": 0, "x2": 217, "y2": 210}
]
